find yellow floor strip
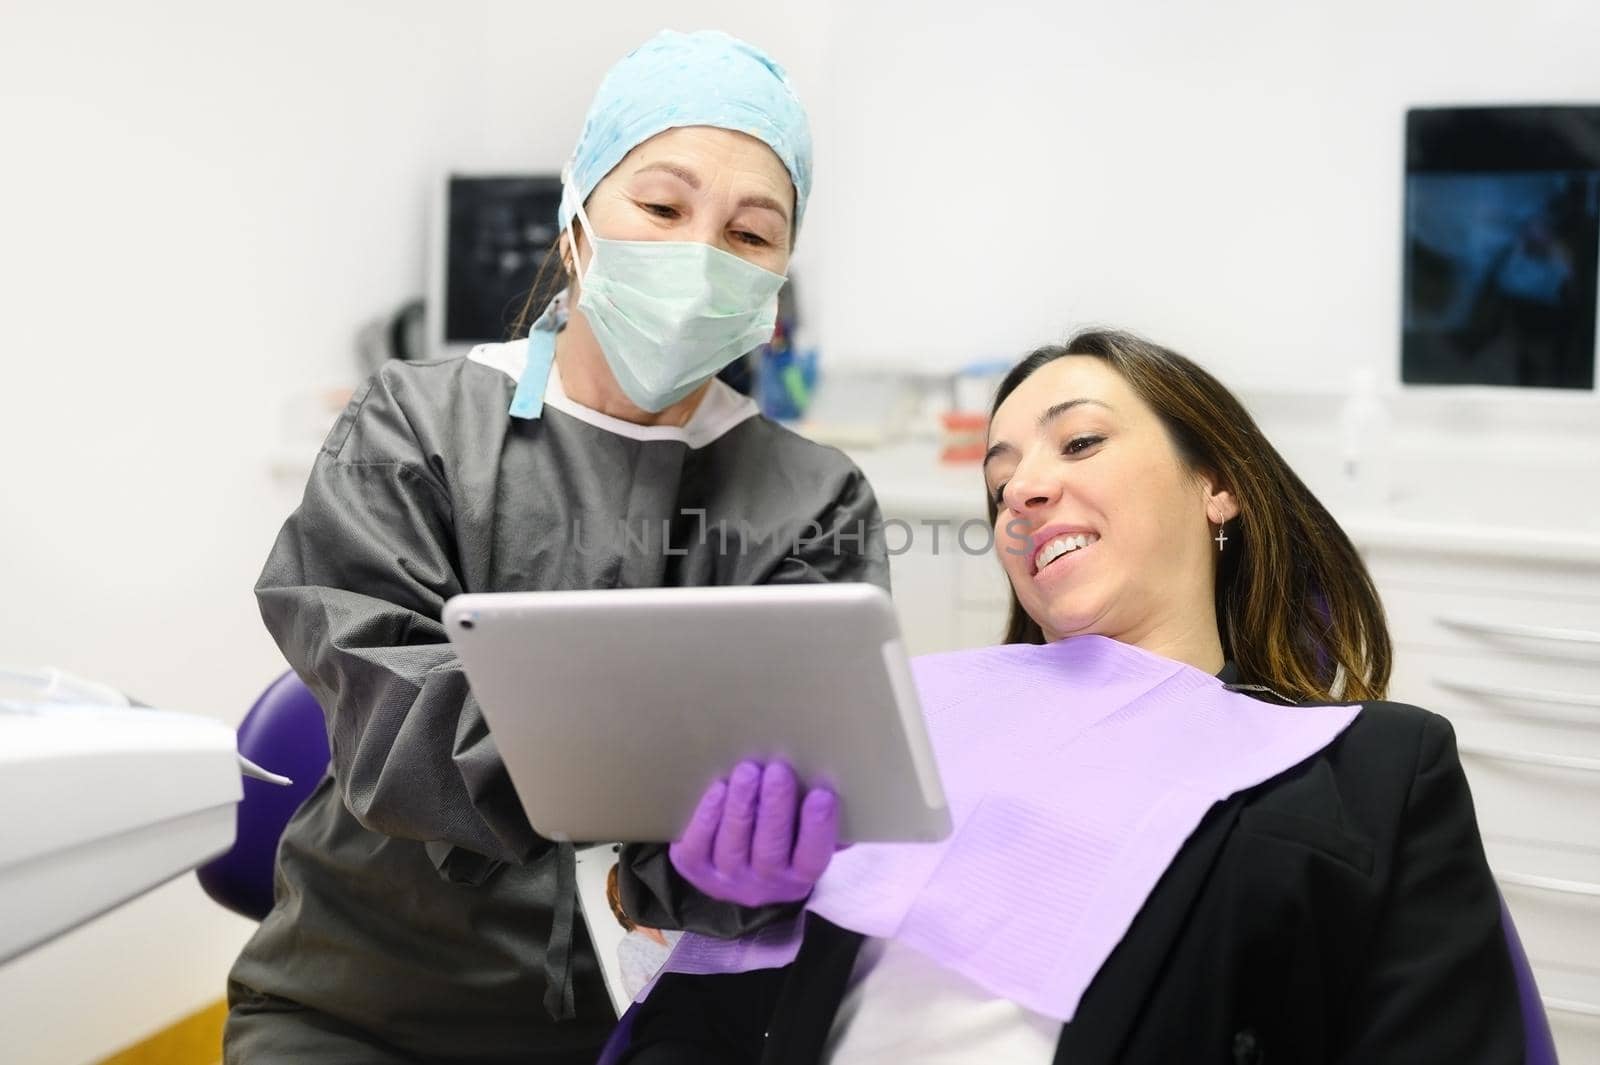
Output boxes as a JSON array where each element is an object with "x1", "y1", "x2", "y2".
[{"x1": 95, "y1": 999, "x2": 227, "y2": 1065}]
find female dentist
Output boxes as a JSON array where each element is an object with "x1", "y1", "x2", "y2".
[{"x1": 224, "y1": 30, "x2": 884, "y2": 1065}]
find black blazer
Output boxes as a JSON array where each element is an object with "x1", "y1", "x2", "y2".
[{"x1": 618, "y1": 694, "x2": 1525, "y2": 1065}]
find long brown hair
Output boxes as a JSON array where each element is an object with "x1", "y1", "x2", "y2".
[{"x1": 986, "y1": 329, "x2": 1392, "y2": 703}]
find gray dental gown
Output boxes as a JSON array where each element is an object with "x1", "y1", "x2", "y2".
[{"x1": 223, "y1": 340, "x2": 889, "y2": 1065}]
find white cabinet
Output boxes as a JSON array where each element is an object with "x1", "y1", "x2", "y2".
[
  {"x1": 854, "y1": 444, "x2": 1010, "y2": 657},
  {"x1": 885, "y1": 528, "x2": 961, "y2": 655},
  {"x1": 883, "y1": 516, "x2": 1011, "y2": 656},
  {"x1": 1363, "y1": 541, "x2": 1600, "y2": 1057}
]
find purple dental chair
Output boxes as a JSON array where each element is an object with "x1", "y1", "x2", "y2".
[
  {"x1": 1501, "y1": 893, "x2": 1562, "y2": 1064},
  {"x1": 195, "y1": 670, "x2": 330, "y2": 921}
]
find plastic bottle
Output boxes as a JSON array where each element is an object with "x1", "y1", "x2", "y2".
[{"x1": 1337, "y1": 367, "x2": 1394, "y2": 509}]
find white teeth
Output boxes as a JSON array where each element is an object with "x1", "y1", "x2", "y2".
[{"x1": 1035, "y1": 533, "x2": 1099, "y2": 571}]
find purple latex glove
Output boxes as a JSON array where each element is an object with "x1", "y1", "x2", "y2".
[{"x1": 669, "y1": 759, "x2": 840, "y2": 908}]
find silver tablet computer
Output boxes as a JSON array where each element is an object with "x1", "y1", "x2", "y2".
[{"x1": 443, "y1": 583, "x2": 951, "y2": 844}]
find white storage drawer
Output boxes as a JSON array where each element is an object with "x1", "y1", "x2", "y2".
[
  {"x1": 1380, "y1": 583, "x2": 1600, "y2": 665},
  {"x1": 1363, "y1": 549, "x2": 1600, "y2": 601},
  {"x1": 1454, "y1": 744, "x2": 1600, "y2": 884},
  {"x1": 1389, "y1": 648, "x2": 1600, "y2": 760}
]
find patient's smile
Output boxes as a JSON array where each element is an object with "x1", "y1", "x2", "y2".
[{"x1": 1032, "y1": 532, "x2": 1100, "y2": 575}]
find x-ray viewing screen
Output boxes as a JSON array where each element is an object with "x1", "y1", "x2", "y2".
[
  {"x1": 1403, "y1": 107, "x2": 1600, "y2": 389},
  {"x1": 443, "y1": 175, "x2": 563, "y2": 345}
]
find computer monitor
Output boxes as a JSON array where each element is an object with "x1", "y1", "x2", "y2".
[
  {"x1": 1402, "y1": 106, "x2": 1600, "y2": 390},
  {"x1": 428, "y1": 173, "x2": 565, "y2": 360}
]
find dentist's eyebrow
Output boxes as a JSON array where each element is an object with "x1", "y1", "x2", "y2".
[
  {"x1": 737, "y1": 193, "x2": 790, "y2": 224},
  {"x1": 634, "y1": 161, "x2": 701, "y2": 188},
  {"x1": 633, "y1": 161, "x2": 791, "y2": 226}
]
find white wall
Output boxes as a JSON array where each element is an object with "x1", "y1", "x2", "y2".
[
  {"x1": 0, "y1": 3, "x2": 829, "y2": 1062},
  {"x1": 811, "y1": 0, "x2": 1600, "y2": 395}
]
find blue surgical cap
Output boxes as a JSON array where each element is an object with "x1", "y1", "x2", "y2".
[{"x1": 559, "y1": 29, "x2": 813, "y2": 234}]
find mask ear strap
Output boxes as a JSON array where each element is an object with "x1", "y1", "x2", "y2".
[{"x1": 564, "y1": 178, "x2": 597, "y2": 282}]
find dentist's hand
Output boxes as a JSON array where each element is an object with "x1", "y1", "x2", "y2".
[{"x1": 669, "y1": 760, "x2": 840, "y2": 908}]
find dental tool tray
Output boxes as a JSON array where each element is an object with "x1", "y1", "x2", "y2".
[{"x1": 444, "y1": 583, "x2": 951, "y2": 844}]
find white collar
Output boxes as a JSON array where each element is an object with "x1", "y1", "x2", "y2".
[{"x1": 471, "y1": 338, "x2": 760, "y2": 449}]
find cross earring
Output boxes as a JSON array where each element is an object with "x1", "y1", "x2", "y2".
[{"x1": 1213, "y1": 523, "x2": 1228, "y2": 551}]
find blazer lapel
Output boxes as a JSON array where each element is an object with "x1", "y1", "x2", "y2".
[{"x1": 1053, "y1": 790, "x2": 1250, "y2": 1065}]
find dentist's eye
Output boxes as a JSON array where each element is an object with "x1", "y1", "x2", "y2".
[
  {"x1": 733, "y1": 230, "x2": 770, "y2": 247},
  {"x1": 1063, "y1": 434, "x2": 1104, "y2": 456},
  {"x1": 641, "y1": 202, "x2": 679, "y2": 218}
]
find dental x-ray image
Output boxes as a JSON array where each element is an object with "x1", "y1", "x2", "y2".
[
  {"x1": 1402, "y1": 106, "x2": 1600, "y2": 390},
  {"x1": 443, "y1": 174, "x2": 564, "y2": 346}
]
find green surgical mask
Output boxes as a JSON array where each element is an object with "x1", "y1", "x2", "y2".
[{"x1": 567, "y1": 189, "x2": 786, "y2": 412}]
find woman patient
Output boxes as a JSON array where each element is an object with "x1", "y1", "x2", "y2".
[{"x1": 618, "y1": 329, "x2": 1524, "y2": 1064}]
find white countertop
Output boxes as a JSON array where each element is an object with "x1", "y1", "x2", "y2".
[{"x1": 844, "y1": 442, "x2": 991, "y2": 521}]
